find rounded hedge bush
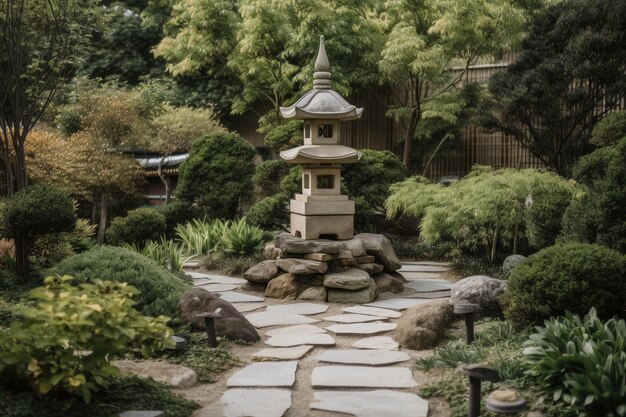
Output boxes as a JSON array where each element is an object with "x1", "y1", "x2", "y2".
[
  {"x1": 106, "y1": 207, "x2": 167, "y2": 245},
  {"x1": 46, "y1": 245, "x2": 189, "y2": 317},
  {"x1": 5, "y1": 184, "x2": 76, "y2": 238},
  {"x1": 502, "y1": 243, "x2": 626, "y2": 328}
]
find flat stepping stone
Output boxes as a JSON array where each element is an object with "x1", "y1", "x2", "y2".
[
  {"x1": 265, "y1": 333, "x2": 336, "y2": 347},
  {"x1": 183, "y1": 260, "x2": 201, "y2": 268},
  {"x1": 266, "y1": 324, "x2": 327, "y2": 337},
  {"x1": 246, "y1": 311, "x2": 319, "y2": 328},
  {"x1": 317, "y1": 349, "x2": 410, "y2": 366},
  {"x1": 197, "y1": 283, "x2": 239, "y2": 292},
  {"x1": 342, "y1": 306, "x2": 401, "y2": 319},
  {"x1": 187, "y1": 272, "x2": 246, "y2": 284},
  {"x1": 266, "y1": 303, "x2": 329, "y2": 315},
  {"x1": 398, "y1": 265, "x2": 450, "y2": 273},
  {"x1": 403, "y1": 279, "x2": 452, "y2": 292},
  {"x1": 221, "y1": 389, "x2": 291, "y2": 417},
  {"x1": 400, "y1": 272, "x2": 442, "y2": 280},
  {"x1": 310, "y1": 390, "x2": 428, "y2": 417},
  {"x1": 322, "y1": 314, "x2": 385, "y2": 323},
  {"x1": 234, "y1": 303, "x2": 266, "y2": 313},
  {"x1": 311, "y1": 366, "x2": 416, "y2": 388},
  {"x1": 227, "y1": 361, "x2": 298, "y2": 387},
  {"x1": 364, "y1": 298, "x2": 432, "y2": 310},
  {"x1": 325, "y1": 322, "x2": 397, "y2": 335},
  {"x1": 405, "y1": 290, "x2": 451, "y2": 299},
  {"x1": 253, "y1": 345, "x2": 313, "y2": 361},
  {"x1": 352, "y1": 336, "x2": 399, "y2": 351},
  {"x1": 218, "y1": 292, "x2": 264, "y2": 303}
]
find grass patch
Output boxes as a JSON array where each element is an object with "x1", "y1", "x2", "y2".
[
  {"x1": 451, "y1": 255, "x2": 505, "y2": 279},
  {"x1": 0, "y1": 376, "x2": 199, "y2": 417},
  {"x1": 201, "y1": 252, "x2": 263, "y2": 276},
  {"x1": 416, "y1": 319, "x2": 568, "y2": 417}
]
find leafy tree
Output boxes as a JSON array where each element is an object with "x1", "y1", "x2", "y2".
[
  {"x1": 0, "y1": 0, "x2": 100, "y2": 196},
  {"x1": 485, "y1": 0, "x2": 626, "y2": 176},
  {"x1": 153, "y1": 0, "x2": 379, "y2": 150},
  {"x1": 377, "y1": 0, "x2": 526, "y2": 171},
  {"x1": 4, "y1": 184, "x2": 76, "y2": 278},
  {"x1": 176, "y1": 132, "x2": 256, "y2": 219},
  {"x1": 148, "y1": 105, "x2": 225, "y2": 203}
]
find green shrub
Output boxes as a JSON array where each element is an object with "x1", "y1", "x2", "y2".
[
  {"x1": 591, "y1": 110, "x2": 626, "y2": 147},
  {"x1": 0, "y1": 276, "x2": 172, "y2": 402},
  {"x1": 561, "y1": 137, "x2": 626, "y2": 252},
  {"x1": 154, "y1": 201, "x2": 198, "y2": 238},
  {"x1": 0, "y1": 375, "x2": 198, "y2": 417},
  {"x1": 246, "y1": 194, "x2": 289, "y2": 231},
  {"x1": 201, "y1": 252, "x2": 264, "y2": 276},
  {"x1": 5, "y1": 184, "x2": 76, "y2": 239},
  {"x1": 386, "y1": 167, "x2": 573, "y2": 261},
  {"x1": 175, "y1": 219, "x2": 225, "y2": 257},
  {"x1": 253, "y1": 160, "x2": 289, "y2": 197},
  {"x1": 46, "y1": 246, "x2": 190, "y2": 317},
  {"x1": 502, "y1": 243, "x2": 626, "y2": 328},
  {"x1": 105, "y1": 207, "x2": 167, "y2": 245},
  {"x1": 176, "y1": 132, "x2": 256, "y2": 219},
  {"x1": 524, "y1": 309, "x2": 626, "y2": 416},
  {"x1": 220, "y1": 218, "x2": 265, "y2": 256},
  {"x1": 121, "y1": 238, "x2": 191, "y2": 273}
]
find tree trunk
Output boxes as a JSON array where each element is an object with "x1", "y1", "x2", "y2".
[
  {"x1": 402, "y1": 109, "x2": 419, "y2": 172},
  {"x1": 14, "y1": 140, "x2": 27, "y2": 192},
  {"x1": 422, "y1": 133, "x2": 452, "y2": 177},
  {"x1": 512, "y1": 223, "x2": 519, "y2": 255},
  {"x1": 91, "y1": 191, "x2": 98, "y2": 224},
  {"x1": 97, "y1": 193, "x2": 108, "y2": 243},
  {"x1": 490, "y1": 225, "x2": 499, "y2": 263},
  {"x1": 14, "y1": 235, "x2": 29, "y2": 280},
  {"x1": 158, "y1": 157, "x2": 172, "y2": 205}
]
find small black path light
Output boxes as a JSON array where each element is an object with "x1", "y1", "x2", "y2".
[
  {"x1": 485, "y1": 389, "x2": 527, "y2": 415},
  {"x1": 195, "y1": 308, "x2": 223, "y2": 348},
  {"x1": 169, "y1": 335, "x2": 187, "y2": 350},
  {"x1": 456, "y1": 364, "x2": 502, "y2": 417},
  {"x1": 454, "y1": 303, "x2": 479, "y2": 345}
]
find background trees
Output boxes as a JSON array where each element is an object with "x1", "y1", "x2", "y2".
[{"x1": 485, "y1": 0, "x2": 626, "y2": 176}]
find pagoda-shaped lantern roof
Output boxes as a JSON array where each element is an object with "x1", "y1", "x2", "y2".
[{"x1": 280, "y1": 36, "x2": 363, "y2": 120}]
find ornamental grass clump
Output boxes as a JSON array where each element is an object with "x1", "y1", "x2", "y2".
[
  {"x1": 524, "y1": 308, "x2": 626, "y2": 417},
  {"x1": 0, "y1": 275, "x2": 172, "y2": 403}
]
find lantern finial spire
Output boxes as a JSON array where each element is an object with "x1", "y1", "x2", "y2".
[{"x1": 313, "y1": 35, "x2": 331, "y2": 90}]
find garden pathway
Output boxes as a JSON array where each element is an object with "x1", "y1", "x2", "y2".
[{"x1": 183, "y1": 261, "x2": 456, "y2": 417}]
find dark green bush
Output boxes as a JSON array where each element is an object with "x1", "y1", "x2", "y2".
[
  {"x1": 0, "y1": 376, "x2": 198, "y2": 417},
  {"x1": 502, "y1": 243, "x2": 626, "y2": 328},
  {"x1": 561, "y1": 137, "x2": 626, "y2": 252},
  {"x1": 524, "y1": 309, "x2": 626, "y2": 416},
  {"x1": 253, "y1": 160, "x2": 289, "y2": 197},
  {"x1": 5, "y1": 184, "x2": 76, "y2": 239},
  {"x1": 106, "y1": 207, "x2": 167, "y2": 245},
  {"x1": 246, "y1": 194, "x2": 289, "y2": 231},
  {"x1": 176, "y1": 132, "x2": 256, "y2": 219},
  {"x1": 591, "y1": 110, "x2": 626, "y2": 147},
  {"x1": 154, "y1": 201, "x2": 198, "y2": 238},
  {"x1": 279, "y1": 166, "x2": 302, "y2": 198},
  {"x1": 46, "y1": 246, "x2": 190, "y2": 317}
]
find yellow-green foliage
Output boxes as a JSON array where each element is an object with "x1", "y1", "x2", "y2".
[
  {"x1": 385, "y1": 167, "x2": 573, "y2": 258},
  {"x1": 0, "y1": 276, "x2": 172, "y2": 403}
]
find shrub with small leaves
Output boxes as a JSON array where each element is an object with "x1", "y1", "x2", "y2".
[
  {"x1": 220, "y1": 218, "x2": 265, "y2": 256},
  {"x1": 0, "y1": 275, "x2": 173, "y2": 403},
  {"x1": 524, "y1": 308, "x2": 626, "y2": 416},
  {"x1": 106, "y1": 207, "x2": 167, "y2": 245}
]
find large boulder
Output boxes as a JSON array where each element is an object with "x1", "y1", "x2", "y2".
[
  {"x1": 323, "y1": 268, "x2": 371, "y2": 290},
  {"x1": 502, "y1": 254, "x2": 527, "y2": 274},
  {"x1": 451, "y1": 275, "x2": 508, "y2": 314},
  {"x1": 275, "y1": 233, "x2": 346, "y2": 254},
  {"x1": 297, "y1": 286, "x2": 327, "y2": 302},
  {"x1": 265, "y1": 273, "x2": 299, "y2": 299},
  {"x1": 113, "y1": 360, "x2": 197, "y2": 388},
  {"x1": 356, "y1": 263, "x2": 384, "y2": 275},
  {"x1": 177, "y1": 288, "x2": 260, "y2": 342},
  {"x1": 327, "y1": 277, "x2": 378, "y2": 304},
  {"x1": 372, "y1": 272, "x2": 405, "y2": 293},
  {"x1": 344, "y1": 238, "x2": 367, "y2": 257},
  {"x1": 354, "y1": 233, "x2": 401, "y2": 272},
  {"x1": 263, "y1": 243, "x2": 281, "y2": 260},
  {"x1": 277, "y1": 258, "x2": 328, "y2": 274},
  {"x1": 243, "y1": 260, "x2": 279, "y2": 283},
  {"x1": 394, "y1": 299, "x2": 454, "y2": 350}
]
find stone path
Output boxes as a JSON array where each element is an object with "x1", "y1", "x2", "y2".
[{"x1": 186, "y1": 262, "x2": 454, "y2": 417}]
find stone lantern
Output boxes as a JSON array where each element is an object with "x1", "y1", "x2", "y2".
[{"x1": 279, "y1": 35, "x2": 363, "y2": 240}]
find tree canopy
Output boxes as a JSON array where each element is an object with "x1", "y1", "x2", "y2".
[{"x1": 485, "y1": 0, "x2": 626, "y2": 176}]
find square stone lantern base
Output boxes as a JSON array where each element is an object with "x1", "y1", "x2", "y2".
[{"x1": 289, "y1": 193, "x2": 355, "y2": 240}]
